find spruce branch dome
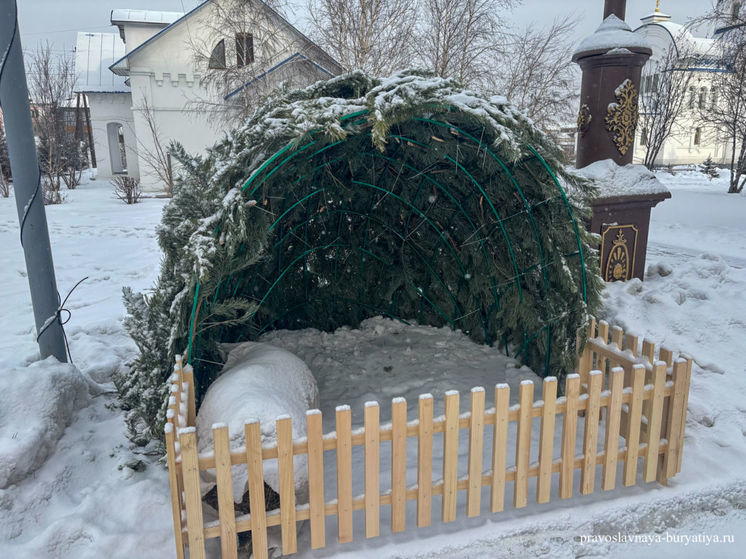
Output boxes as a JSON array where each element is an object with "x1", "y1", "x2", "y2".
[{"x1": 121, "y1": 70, "x2": 602, "y2": 443}]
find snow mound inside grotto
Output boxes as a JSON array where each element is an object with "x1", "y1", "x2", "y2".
[
  {"x1": 260, "y1": 317, "x2": 541, "y2": 430},
  {"x1": 196, "y1": 343, "x2": 319, "y2": 502}
]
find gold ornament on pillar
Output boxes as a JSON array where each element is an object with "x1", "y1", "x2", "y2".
[
  {"x1": 577, "y1": 104, "x2": 592, "y2": 136},
  {"x1": 605, "y1": 79, "x2": 639, "y2": 155}
]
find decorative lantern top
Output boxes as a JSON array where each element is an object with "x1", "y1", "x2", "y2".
[{"x1": 573, "y1": 14, "x2": 652, "y2": 62}]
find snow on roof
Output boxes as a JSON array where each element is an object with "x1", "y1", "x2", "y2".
[
  {"x1": 110, "y1": 9, "x2": 183, "y2": 26},
  {"x1": 574, "y1": 15, "x2": 652, "y2": 59},
  {"x1": 574, "y1": 159, "x2": 670, "y2": 198},
  {"x1": 75, "y1": 32, "x2": 129, "y2": 93},
  {"x1": 636, "y1": 20, "x2": 717, "y2": 58}
]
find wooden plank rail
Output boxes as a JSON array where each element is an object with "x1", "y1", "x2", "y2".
[{"x1": 165, "y1": 317, "x2": 693, "y2": 558}]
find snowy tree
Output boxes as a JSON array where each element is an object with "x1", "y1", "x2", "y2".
[
  {"x1": 495, "y1": 17, "x2": 580, "y2": 131},
  {"x1": 638, "y1": 43, "x2": 694, "y2": 170},
  {"x1": 26, "y1": 43, "x2": 83, "y2": 203},
  {"x1": 701, "y1": 155, "x2": 720, "y2": 179},
  {"x1": 134, "y1": 97, "x2": 175, "y2": 197},
  {"x1": 418, "y1": 0, "x2": 516, "y2": 89},
  {"x1": 307, "y1": 0, "x2": 417, "y2": 76},
  {"x1": 696, "y1": 4, "x2": 746, "y2": 193}
]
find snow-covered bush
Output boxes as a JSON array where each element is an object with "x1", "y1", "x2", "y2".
[
  {"x1": 196, "y1": 342, "x2": 319, "y2": 502},
  {"x1": 700, "y1": 156, "x2": 720, "y2": 180},
  {"x1": 112, "y1": 176, "x2": 142, "y2": 204}
]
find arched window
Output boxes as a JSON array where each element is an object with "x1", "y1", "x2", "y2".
[
  {"x1": 641, "y1": 127, "x2": 648, "y2": 147},
  {"x1": 236, "y1": 33, "x2": 254, "y2": 67},
  {"x1": 694, "y1": 127, "x2": 702, "y2": 146},
  {"x1": 107, "y1": 122, "x2": 127, "y2": 174},
  {"x1": 711, "y1": 88, "x2": 718, "y2": 111},
  {"x1": 688, "y1": 86, "x2": 696, "y2": 109},
  {"x1": 208, "y1": 39, "x2": 226, "y2": 69},
  {"x1": 699, "y1": 87, "x2": 707, "y2": 109}
]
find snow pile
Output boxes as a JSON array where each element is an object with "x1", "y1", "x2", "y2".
[
  {"x1": 574, "y1": 158, "x2": 670, "y2": 198},
  {"x1": 574, "y1": 14, "x2": 651, "y2": 57},
  {"x1": 0, "y1": 358, "x2": 88, "y2": 489},
  {"x1": 195, "y1": 342, "x2": 319, "y2": 501}
]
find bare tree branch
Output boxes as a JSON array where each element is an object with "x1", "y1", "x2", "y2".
[
  {"x1": 307, "y1": 0, "x2": 417, "y2": 75},
  {"x1": 495, "y1": 16, "x2": 579, "y2": 130}
]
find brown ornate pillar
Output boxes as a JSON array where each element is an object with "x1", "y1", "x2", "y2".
[
  {"x1": 572, "y1": 0, "x2": 670, "y2": 282},
  {"x1": 573, "y1": 3, "x2": 651, "y2": 168}
]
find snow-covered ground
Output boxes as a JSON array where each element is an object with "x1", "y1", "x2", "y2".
[{"x1": 1, "y1": 169, "x2": 745, "y2": 558}]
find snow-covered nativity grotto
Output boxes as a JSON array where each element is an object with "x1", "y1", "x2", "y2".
[{"x1": 108, "y1": 70, "x2": 694, "y2": 559}]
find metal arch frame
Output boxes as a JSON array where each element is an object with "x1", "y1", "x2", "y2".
[{"x1": 187, "y1": 108, "x2": 590, "y2": 374}]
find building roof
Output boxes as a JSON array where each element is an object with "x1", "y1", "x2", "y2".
[
  {"x1": 635, "y1": 13, "x2": 716, "y2": 58},
  {"x1": 74, "y1": 32, "x2": 129, "y2": 93},
  {"x1": 109, "y1": 0, "x2": 342, "y2": 77},
  {"x1": 224, "y1": 52, "x2": 335, "y2": 100},
  {"x1": 110, "y1": 9, "x2": 184, "y2": 26}
]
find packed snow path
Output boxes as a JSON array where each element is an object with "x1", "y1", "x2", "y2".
[{"x1": 0, "y1": 172, "x2": 744, "y2": 558}]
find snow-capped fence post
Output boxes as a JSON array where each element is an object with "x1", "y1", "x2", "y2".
[{"x1": 164, "y1": 320, "x2": 694, "y2": 557}]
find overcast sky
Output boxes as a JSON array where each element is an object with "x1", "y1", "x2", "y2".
[{"x1": 16, "y1": 0, "x2": 717, "y2": 57}]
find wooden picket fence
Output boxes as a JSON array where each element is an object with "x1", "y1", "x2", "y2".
[{"x1": 165, "y1": 317, "x2": 692, "y2": 559}]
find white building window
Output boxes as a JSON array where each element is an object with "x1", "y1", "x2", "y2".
[
  {"x1": 688, "y1": 86, "x2": 696, "y2": 109},
  {"x1": 699, "y1": 87, "x2": 707, "y2": 110},
  {"x1": 208, "y1": 39, "x2": 226, "y2": 69},
  {"x1": 236, "y1": 33, "x2": 254, "y2": 67},
  {"x1": 694, "y1": 127, "x2": 702, "y2": 146}
]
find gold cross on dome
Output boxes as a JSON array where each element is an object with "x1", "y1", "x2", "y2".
[{"x1": 655, "y1": 0, "x2": 661, "y2": 12}]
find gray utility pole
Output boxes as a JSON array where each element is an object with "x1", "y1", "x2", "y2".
[{"x1": 1, "y1": 0, "x2": 68, "y2": 362}]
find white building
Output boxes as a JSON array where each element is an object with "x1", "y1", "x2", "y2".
[
  {"x1": 75, "y1": 0, "x2": 343, "y2": 192},
  {"x1": 632, "y1": 1, "x2": 741, "y2": 167}
]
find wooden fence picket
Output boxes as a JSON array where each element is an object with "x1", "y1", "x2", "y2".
[
  {"x1": 364, "y1": 401, "x2": 381, "y2": 538},
  {"x1": 602, "y1": 368, "x2": 624, "y2": 490},
  {"x1": 581, "y1": 371, "x2": 602, "y2": 495},
  {"x1": 276, "y1": 416, "x2": 297, "y2": 554},
  {"x1": 644, "y1": 362, "x2": 667, "y2": 483},
  {"x1": 442, "y1": 391, "x2": 460, "y2": 523},
  {"x1": 336, "y1": 405, "x2": 353, "y2": 543},
  {"x1": 467, "y1": 387, "x2": 485, "y2": 517},
  {"x1": 213, "y1": 424, "x2": 238, "y2": 559},
  {"x1": 391, "y1": 398, "x2": 408, "y2": 532},
  {"x1": 660, "y1": 359, "x2": 689, "y2": 482},
  {"x1": 514, "y1": 381, "x2": 533, "y2": 508},
  {"x1": 417, "y1": 395, "x2": 434, "y2": 527},
  {"x1": 164, "y1": 423, "x2": 185, "y2": 559},
  {"x1": 306, "y1": 410, "x2": 326, "y2": 549},
  {"x1": 560, "y1": 374, "x2": 580, "y2": 499},
  {"x1": 491, "y1": 384, "x2": 510, "y2": 512},
  {"x1": 538, "y1": 377, "x2": 557, "y2": 504},
  {"x1": 623, "y1": 364, "x2": 645, "y2": 486},
  {"x1": 180, "y1": 428, "x2": 206, "y2": 559},
  {"x1": 245, "y1": 421, "x2": 268, "y2": 559}
]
